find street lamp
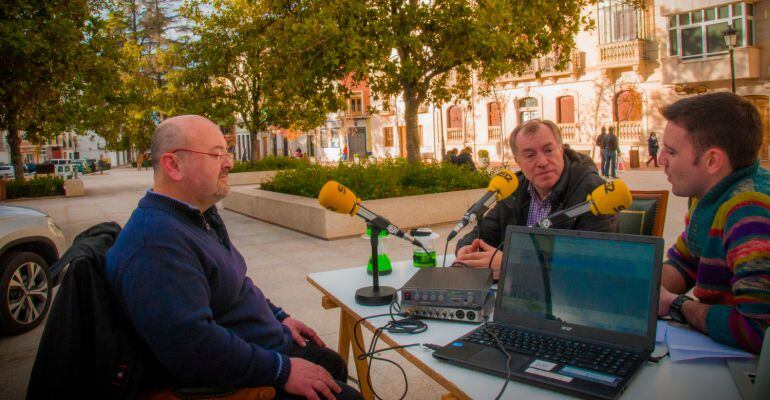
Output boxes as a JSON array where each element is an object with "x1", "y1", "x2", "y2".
[{"x1": 723, "y1": 25, "x2": 738, "y2": 93}]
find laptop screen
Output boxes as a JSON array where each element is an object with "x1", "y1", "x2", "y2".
[{"x1": 499, "y1": 228, "x2": 659, "y2": 338}]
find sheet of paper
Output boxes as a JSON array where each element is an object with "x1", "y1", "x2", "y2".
[
  {"x1": 656, "y1": 320, "x2": 668, "y2": 343},
  {"x1": 665, "y1": 323, "x2": 754, "y2": 361}
]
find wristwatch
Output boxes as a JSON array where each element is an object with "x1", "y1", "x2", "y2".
[{"x1": 670, "y1": 294, "x2": 693, "y2": 324}]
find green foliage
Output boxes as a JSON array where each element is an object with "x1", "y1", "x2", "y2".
[
  {"x1": 260, "y1": 159, "x2": 492, "y2": 200},
  {"x1": 6, "y1": 176, "x2": 65, "y2": 199},
  {"x1": 478, "y1": 149, "x2": 490, "y2": 158},
  {"x1": 230, "y1": 156, "x2": 311, "y2": 173},
  {"x1": 173, "y1": 0, "x2": 345, "y2": 160},
  {"x1": 267, "y1": 0, "x2": 593, "y2": 163}
]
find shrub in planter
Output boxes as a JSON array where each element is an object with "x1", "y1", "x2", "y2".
[
  {"x1": 477, "y1": 149, "x2": 490, "y2": 158},
  {"x1": 6, "y1": 176, "x2": 65, "y2": 199},
  {"x1": 261, "y1": 159, "x2": 492, "y2": 200},
  {"x1": 230, "y1": 156, "x2": 310, "y2": 173}
]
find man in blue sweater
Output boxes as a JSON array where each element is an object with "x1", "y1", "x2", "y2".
[{"x1": 105, "y1": 115, "x2": 361, "y2": 400}]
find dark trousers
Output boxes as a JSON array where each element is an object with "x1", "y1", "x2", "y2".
[
  {"x1": 646, "y1": 153, "x2": 658, "y2": 167},
  {"x1": 276, "y1": 342, "x2": 363, "y2": 400}
]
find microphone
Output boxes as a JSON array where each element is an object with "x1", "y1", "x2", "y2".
[
  {"x1": 537, "y1": 179, "x2": 632, "y2": 228},
  {"x1": 446, "y1": 169, "x2": 518, "y2": 241},
  {"x1": 318, "y1": 181, "x2": 425, "y2": 248}
]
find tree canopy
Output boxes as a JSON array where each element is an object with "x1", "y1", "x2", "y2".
[{"x1": 267, "y1": 0, "x2": 595, "y2": 162}]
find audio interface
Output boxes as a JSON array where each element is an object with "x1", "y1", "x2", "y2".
[{"x1": 399, "y1": 267, "x2": 494, "y2": 322}]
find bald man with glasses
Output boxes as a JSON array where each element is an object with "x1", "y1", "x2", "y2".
[{"x1": 106, "y1": 115, "x2": 362, "y2": 400}]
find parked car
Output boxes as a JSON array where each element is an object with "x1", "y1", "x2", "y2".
[
  {"x1": 24, "y1": 163, "x2": 36, "y2": 173},
  {"x1": 0, "y1": 165, "x2": 14, "y2": 179},
  {"x1": 0, "y1": 205, "x2": 67, "y2": 335},
  {"x1": 71, "y1": 159, "x2": 90, "y2": 174}
]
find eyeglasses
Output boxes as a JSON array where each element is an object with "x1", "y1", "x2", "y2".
[{"x1": 168, "y1": 148, "x2": 232, "y2": 162}]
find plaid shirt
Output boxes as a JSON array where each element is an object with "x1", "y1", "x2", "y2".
[{"x1": 526, "y1": 183, "x2": 554, "y2": 227}]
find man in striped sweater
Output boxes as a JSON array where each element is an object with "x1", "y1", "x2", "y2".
[{"x1": 657, "y1": 92, "x2": 770, "y2": 354}]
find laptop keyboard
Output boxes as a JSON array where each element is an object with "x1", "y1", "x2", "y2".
[{"x1": 465, "y1": 323, "x2": 642, "y2": 377}]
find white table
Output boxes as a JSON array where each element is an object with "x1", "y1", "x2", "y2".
[{"x1": 307, "y1": 259, "x2": 743, "y2": 400}]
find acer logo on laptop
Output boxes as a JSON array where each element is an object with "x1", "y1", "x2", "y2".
[{"x1": 561, "y1": 326, "x2": 573, "y2": 332}]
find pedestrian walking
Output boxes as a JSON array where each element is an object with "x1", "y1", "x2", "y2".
[
  {"x1": 646, "y1": 132, "x2": 659, "y2": 167},
  {"x1": 596, "y1": 127, "x2": 608, "y2": 177}
]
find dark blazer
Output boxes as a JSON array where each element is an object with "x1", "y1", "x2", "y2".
[{"x1": 456, "y1": 149, "x2": 618, "y2": 252}]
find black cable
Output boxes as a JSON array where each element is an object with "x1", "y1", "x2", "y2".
[
  {"x1": 483, "y1": 318, "x2": 514, "y2": 400},
  {"x1": 442, "y1": 238, "x2": 451, "y2": 268},
  {"x1": 351, "y1": 289, "x2": 428, "y2": 400},
  {"x1": 487, "y1": 242, "x2": 505, "y2": 276}
]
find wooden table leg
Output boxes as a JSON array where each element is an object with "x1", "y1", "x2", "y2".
[{"x1": 341, "y1": 310, "x2": 374, "y2": 400}]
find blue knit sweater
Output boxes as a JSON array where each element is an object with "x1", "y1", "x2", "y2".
[{"x1": 105, "y1": 191, "x2": 293, "y2": 387}]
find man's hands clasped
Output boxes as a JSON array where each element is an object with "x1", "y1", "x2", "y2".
[{"x1": 455, "y1": 239, "x2": 503, "y2": 279}]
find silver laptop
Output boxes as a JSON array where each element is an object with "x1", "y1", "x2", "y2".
[{"x1": 728, "y1": 329, "x2": 770, "y2": 400}]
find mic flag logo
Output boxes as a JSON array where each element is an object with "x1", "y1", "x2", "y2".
[
  {"x1": 497, "y1": 170, "x2": 514, "y2": 183},
  {"x1": 603, "y1": 181, "x2": 628, "y2": 213},
  {"x1": 604, "y1": 181, "x2": 615, "y2": 193}
]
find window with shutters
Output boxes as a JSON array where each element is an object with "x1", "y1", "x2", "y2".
[
  {"x1": 614, "y1": 90, "x2": 642, "y2": 122},
  {"x1": 557, "y1": 96, "x2": 575, "y2": 124},
  {"x1": 487, "y1": 102, "x2": 501, "y2": 126},
  {"x1": 383, "y1": 127, "x2": 394, "y2": 147},
  {"x1": 448, "y1": 106, "x2": 463, "y2": 128}
]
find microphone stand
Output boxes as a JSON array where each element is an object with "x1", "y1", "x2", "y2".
[{"x1": 355, "y1": 223, "x2": 396, "y2": 306}]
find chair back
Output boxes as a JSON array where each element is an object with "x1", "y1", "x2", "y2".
[{"x1": 619, "y1": 190, "x2": 669, "y2": 237}]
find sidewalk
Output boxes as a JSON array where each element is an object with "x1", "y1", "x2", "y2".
[{"x1": 0, "y1": 166, "x2": 698, "y2": 399}]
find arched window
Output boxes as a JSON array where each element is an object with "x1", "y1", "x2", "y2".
[
  {"x1": 448, "y1": 106, "x2": 463, "y2": 128},
  {"x1": 487, "y1": 102, "x2": 501, "y2": 126},
  {"x1": 519, "y1": 97, "x2": 539, "y2": 123},
  {"x1": 557, "y1": 96, "x2": 575, "y2": 124},
  {"x1": 614, "y1": 90, "x2": 642, "y2": 122}
]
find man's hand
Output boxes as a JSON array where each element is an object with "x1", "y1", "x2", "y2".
[
  {"x1": 658, "y1": 286, "x2": 677, "y2": 317},
  {"x1": 283, "y1": 317, "x2": 325, "y2": 347},
  {"x1": 456, "y1": 240, "x2": 480, "y2": 258},
  {"x1": 284, "y1": 358, "x2": 341, "y2": 400},
  {"x1": 454, "y1": 239, "x2": 503, "y2": 279}
]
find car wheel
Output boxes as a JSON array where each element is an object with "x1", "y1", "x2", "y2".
[{"x1": 0, "y1": 252, "x2": 52, "y2": 335}]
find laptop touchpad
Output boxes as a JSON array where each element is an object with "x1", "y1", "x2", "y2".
[{"x1": 469, "y1": 348, "x2": 528, "y2": 370}]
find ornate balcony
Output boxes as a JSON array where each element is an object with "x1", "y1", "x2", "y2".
[
  {"x1": 497, "y1": 50, "x2": 584, "y2": 83},
  {"x1": 447, "y1": 128, "x2": 463, "y2": 143},
  {"x1": 558, "y1": 123, "x2": 577, "y2": 142},
  {"x1": 598, "y1": 39, "x2": 648, "y2": 70},
  {"x1": 488, "y1": 126, "x2": 502, "y2": 142},
  {"x1": 617, "y1": 121, "x2": 644, "y2": 142}
]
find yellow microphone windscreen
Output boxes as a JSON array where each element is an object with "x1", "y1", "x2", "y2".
[
  {"x1": 588, "y1": 179, "x2": 632, "y2": 215},
  {"x1": 318, "y1": 181, "x2": 360, "y2": 216},
  {"x1": 488, "y1": 169, "x2": 519, "y2": 202}
]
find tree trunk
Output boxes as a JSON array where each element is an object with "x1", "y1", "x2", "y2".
[
  {"x1": 403, "y1": 91, "x2": 421, "y2": 164},
  {"x1": 7, "y1": 128, "x2": 25, "y2": 182},
  {"x1": 249, "y1": 130, "x2": 258, "y2": 162}
]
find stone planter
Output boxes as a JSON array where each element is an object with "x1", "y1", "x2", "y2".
[
  {"x1": 227, "y1": 170, "x2": 279, "y2": 186},
  {"x1": 223, "y1": 186, "x2": 487, "y2": 240},
  {"x1": 64, "y1": 178, "x2": 85, "y2": 197}
]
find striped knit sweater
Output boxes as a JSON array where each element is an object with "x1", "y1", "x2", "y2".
[{"x1": 667, "y1": 162, "x2": 770, "y2": 354}]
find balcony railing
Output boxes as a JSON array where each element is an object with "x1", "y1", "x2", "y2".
[
  {"x1": 598, "y1": 39, "x2": 647, "y2": 69},
  {"x1": 447, "y1": 128, "x2": 463, "y2": 142},
  {"x1": 558, "y1": 123, "x2": 577, "y2": 142},
  {"x1": 488, "y1": 126, "x2": 502, "y2": 142},
  {"x1": 617, "y1": 121, "x2": 644, "y2": 142},
  {"x1": 498, "y1": 50, "x2": 583, "y2": 82}
]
